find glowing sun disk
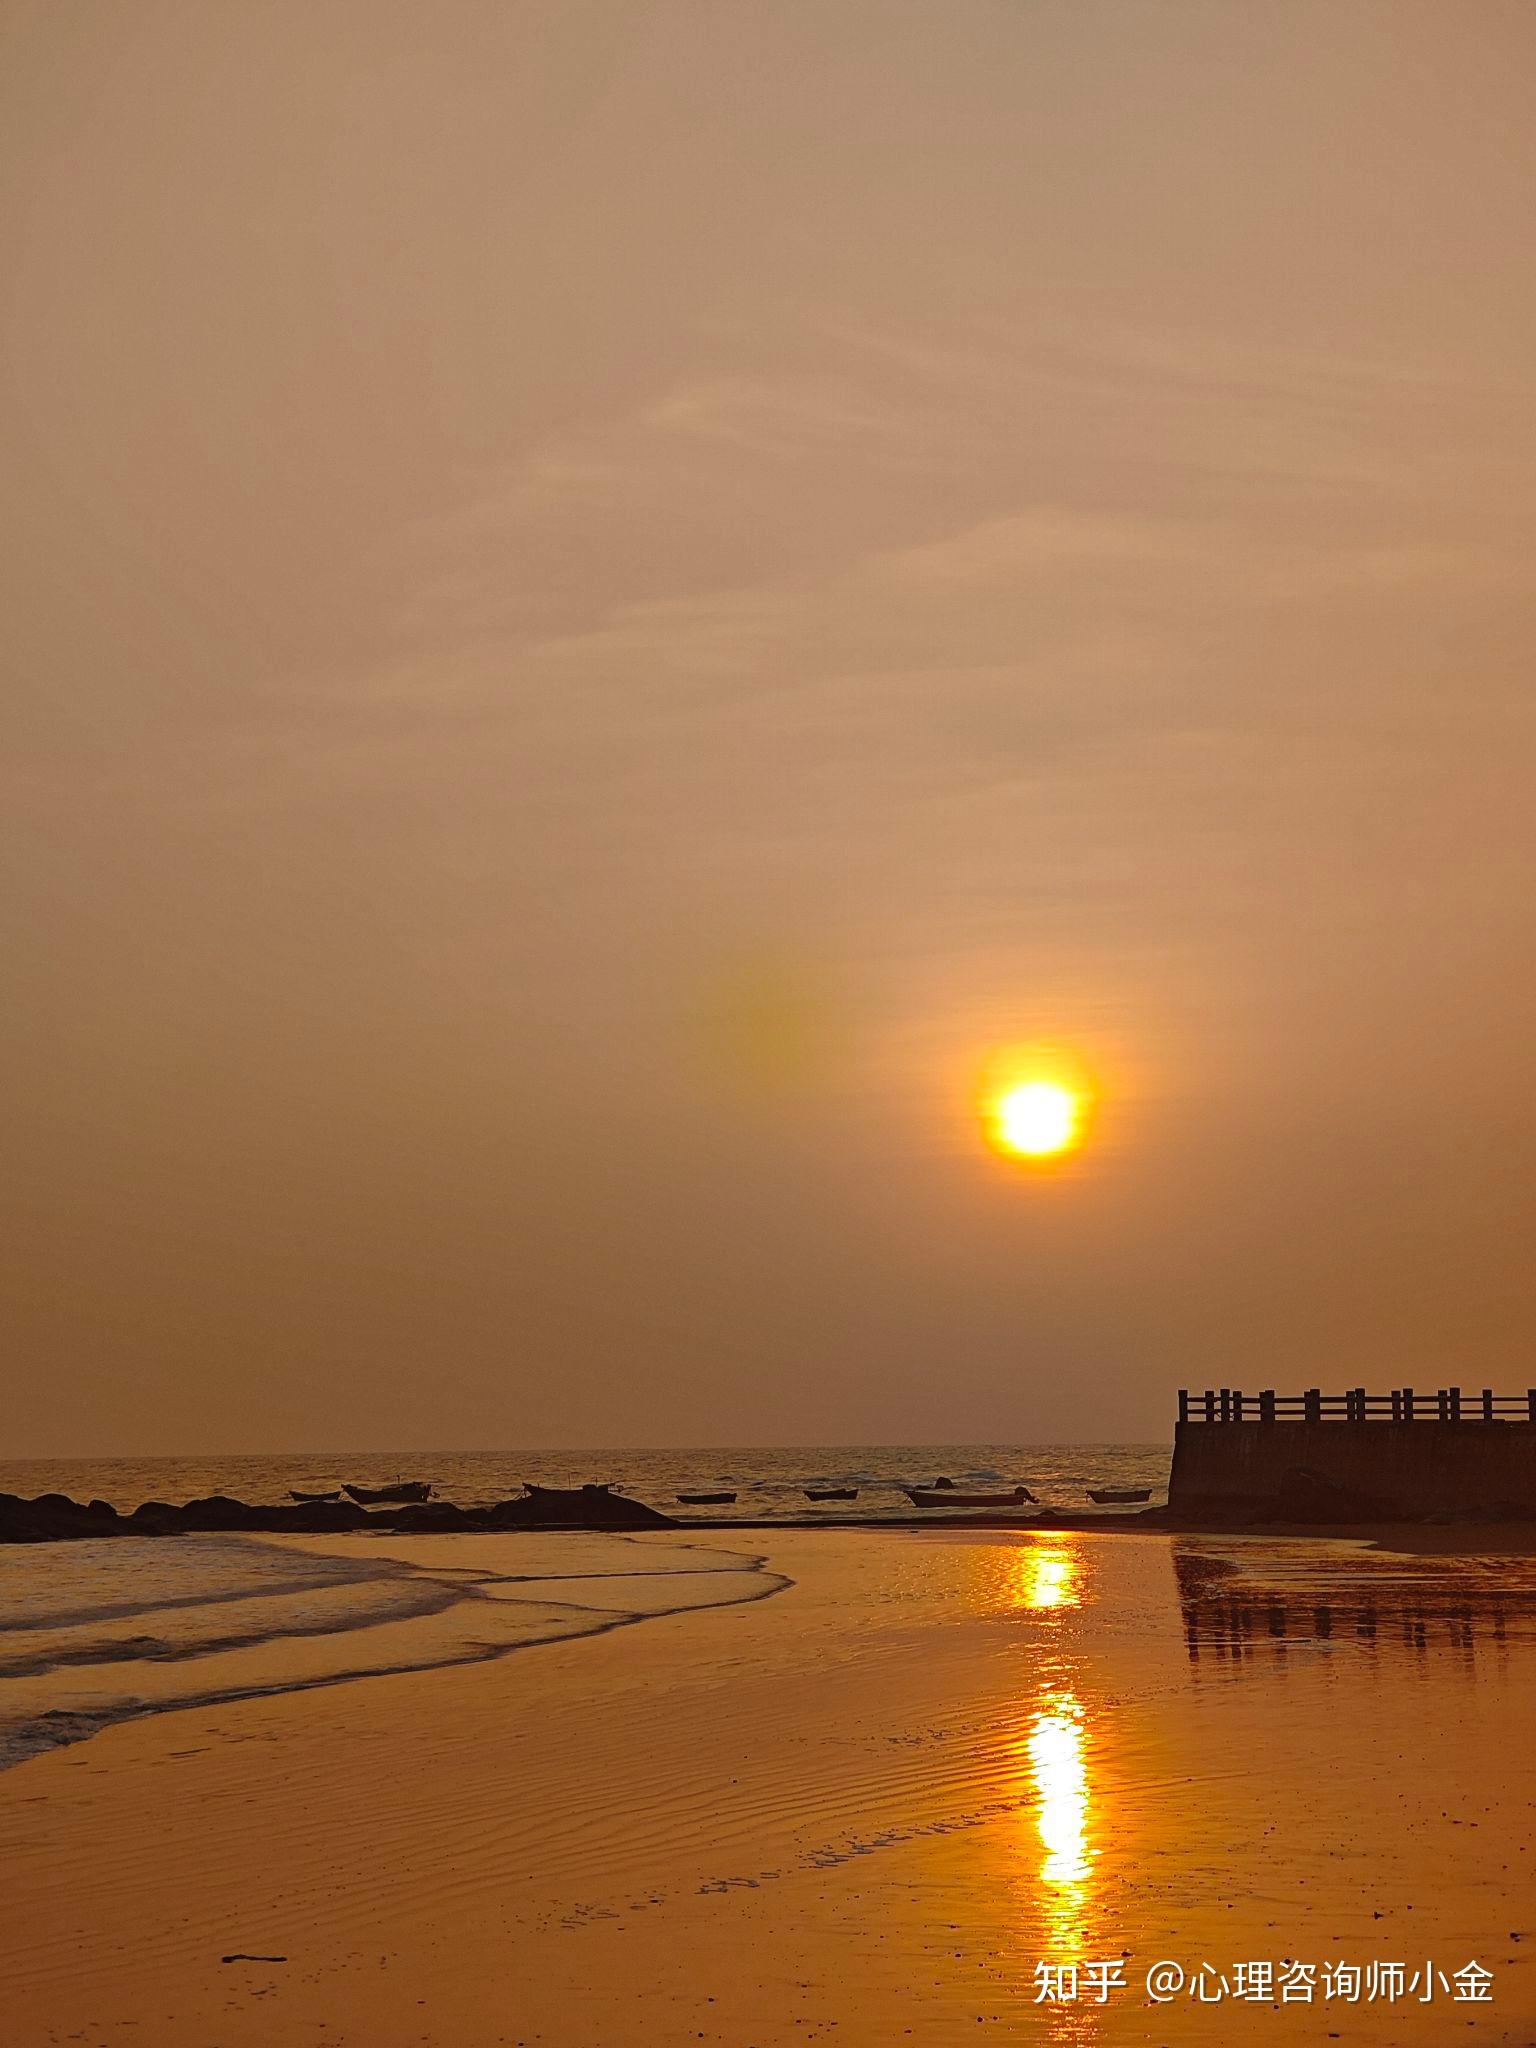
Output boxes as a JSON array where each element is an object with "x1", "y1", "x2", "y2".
[{"x1": 994, "y1": 1081, "x2": 1083, "y2": 1158}]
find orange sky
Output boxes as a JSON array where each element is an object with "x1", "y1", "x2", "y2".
[{"x1": 4, "y1": 1, "x2": 1536, "y2": 1454}]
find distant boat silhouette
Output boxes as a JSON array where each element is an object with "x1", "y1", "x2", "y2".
[
  {"x1": 1086, "y1": 1486, "x2": 1152, "y2": 1505},
  {"x1": 343, "y1": 1481, "x2": 432, "y2": 1505},
  {"x1": 805, "y1": 1486, "x2": 858, "y2": 1501},
  {"x1": 904, "y1": 1484, "x2": 1037, "y2": 1508},
  {"x1": 289, "y1": 1488, "x2": 342, "y2": 1503},
  {"x1": 676, "y1": 1490, "x2": 737, "y2": 1505}
]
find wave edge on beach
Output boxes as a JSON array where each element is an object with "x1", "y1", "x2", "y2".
[{"x1": 0, "y1": 1531, "x2": 790, "y2": 1773}]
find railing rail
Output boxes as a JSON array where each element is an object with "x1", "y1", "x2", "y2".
[{"x1": 1178, "y1": 1386, "x2": 1536, "y2": 1424}]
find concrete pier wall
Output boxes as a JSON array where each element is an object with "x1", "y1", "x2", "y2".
[{"x1": 1168, "y1": 1420, "x2": 1536, "y2": 1520}]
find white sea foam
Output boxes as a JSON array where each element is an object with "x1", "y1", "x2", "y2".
[{"x1": 0, "y1": 1532, "x2": 786, "y2": 1773}]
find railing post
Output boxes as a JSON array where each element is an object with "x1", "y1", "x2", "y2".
[
  {"x1": 1450, "y1": 1385, "x2": 1462, "y2": 1422},
  {"x1": 1260, "y1": 1388, "x2": 1275, "y2": 1423},
  {"x1": 1220, "y1": 1387, "x2": 1231, "y2": 1422},
  {"x1": 1234, "y1": 1390, "x2": 1244, "y2": 1422},
  {"x1": 1403, "y1": 1386, "x2": 1414, "y2": 1423},
  {"x1": 1483, "y1": 1387, "x2": 1495, "y2": 1423},
  {"x1": 1178, "y1": 1387, "x2": 1189, "y2": 1425},
  {"x1": 1390, "y1": 1389, "x2": 1401, "y2": 1422},
  {"x1": 1529, "y1": 1388, "x2": 1536, "y2": 1424},
  {"x1": 1204, "y1": 1390, "x2": 1215, "y2": 1423},
  {"x1": 1357, "y1": 1385, "x2": 1367, "y2": 1423},
  {"x1": 1304, "y1": 1388, "x2": 1321, "y2": 1424}
]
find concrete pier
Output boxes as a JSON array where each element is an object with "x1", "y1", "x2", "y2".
[{"x1": 1169, "y1": 1387, "x2": 1536, "y2": 1520}]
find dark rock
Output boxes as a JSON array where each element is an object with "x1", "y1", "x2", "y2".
[
  {"x1": 386, "y1": 1502, "x2": 471, "y2": 1532},
  {"x1": 112, "y1": 1495, "x2": 374, "y2": 1536},
  {"x1": 271, "y1": 1499, "x2": 370, "y2": 1532},
  {"x1": 0, "y1": 1491, "x2": 129, "y2": 1542},
  {"x1": 485, "y1": 1486, "x2": 675, "y2": 1530},
  {"x1": 176, "y1": 1495, "x2": 269, "y2": 1531},
  {"x1": 2, "y1": 1482, "x2": 673, "y2": 1543},
  {"x1": 174, "y1": 1497, "x2": 373, "y2": 1535}
]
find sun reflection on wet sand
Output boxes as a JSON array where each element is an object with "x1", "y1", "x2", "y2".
[
  {"x1": 1003, "y1": 1538, "x2": 1104, "y2": 2036},
  {"x1": 1023, "y1": 1682, "x2": 1097, "y2": 2026},
  {"x1": 1018, "y1": 1545, "x2": 1081, "y2": 1612},
  {"x1": 1027, "y1": 1691, "x2": 1091, "y2": 1893}
]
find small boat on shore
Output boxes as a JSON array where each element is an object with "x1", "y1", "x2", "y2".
[
  {"x1": 1086, "y1": 1486, "x2": 1153, "y2": 1505},
  {"x1": 677, "y1": 1490, "x2": 737, "y2": 1505},
  {"x1": 343, "y1": 1481, "x2": 433, "y2": 1506},
  {"x1": 904, "y1": 1484, "x2": 1037, "y2": 1509},
  {"x1": 805, "y1": 1486, "x2": 858, "y2": 1501},
  {"x1": 289, "y1": 1488, "x2": 342, "y2": 1503}
]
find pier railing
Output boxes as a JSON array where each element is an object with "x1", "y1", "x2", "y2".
[{"x1": 1179, "y1": 1387, "x2": 1536, "y2": 1424}]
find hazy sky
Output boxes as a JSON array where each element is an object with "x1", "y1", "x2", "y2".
[{"x1": 5, "y1": 1, "x2": 1536, "y2": 1455}]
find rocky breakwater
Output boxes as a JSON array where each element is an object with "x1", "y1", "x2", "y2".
[{"x1": 0, "y1": 1484, "x2": 676, "y2": 1543}]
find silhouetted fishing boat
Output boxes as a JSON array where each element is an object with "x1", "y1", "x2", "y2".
[
  {"x1": 289, "y1": 1488, "x2": 342, "y2": 1503},
  {"x1": 1086, "y1": 1486, "x2": 1152, "y2": 1505},
  {"x1": 343, "y1": 1481, "x2": 433, "y2": 1505},
  {"x1": 676, "y1": 1490, "x2": 737, "y2": 1505},
  {"x1": 904, "y1": 1484, "x2": 1037, "y2": 1508},
  {"x1": 805, "y1": 1486, "x2": 858, "y2": 1501}
]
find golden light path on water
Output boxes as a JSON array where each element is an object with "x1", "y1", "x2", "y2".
[
  {"x1": 1019, "y1": 1547, "x2": 1078, "y2": 1613},
  {"x1": 1010, "y1": 1542, "x2": 1097, "y2": 1991},
  {"x1": 1028, "y1": 1692, "x2": 1091, "y2": 1893}
]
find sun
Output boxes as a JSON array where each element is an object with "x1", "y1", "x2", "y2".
[
  {"x1": 993, "y1": 1082, "x2": 1083, "y2": 1158},
  {"x1": 975, "y1": 1046, "x2": 1098, "y2": 1165}
]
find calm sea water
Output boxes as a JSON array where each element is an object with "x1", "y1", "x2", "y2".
[{"x1": 0, "y1": 1443, "x2": 1168, "y2": 1521}]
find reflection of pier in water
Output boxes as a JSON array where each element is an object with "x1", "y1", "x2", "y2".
[{"x1": 1173, "y1": 1544, "x2": 1536, "y2": 1670}]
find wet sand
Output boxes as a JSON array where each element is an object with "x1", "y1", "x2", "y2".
[{"x1": 4, "y1": 1525, "x2": 1535, "y2": 2045}]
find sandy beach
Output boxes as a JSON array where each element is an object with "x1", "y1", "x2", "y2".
[{"x1": 4, "y1": 1523, "x2": 1534, "y2": 2046}]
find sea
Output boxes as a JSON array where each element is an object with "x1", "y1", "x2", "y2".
[
  {"x1": 0, "y1": 1443, "x2": 1168, "y2": 1522},
  {"x1": 0, "y1": 1444, "x2": 1166, "y2": 1778}
]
